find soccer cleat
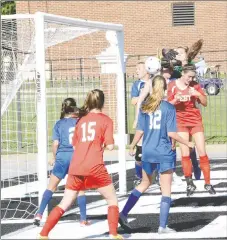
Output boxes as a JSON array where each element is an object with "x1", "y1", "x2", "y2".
[
  {"x1": 80, "y1": 220, "x2": 91, "y2": 227},
  {"x1": 204, "y1": 184, "x2": 216, "y2": 195},
  {"x1": 109, "y1": 234, "x2": 124, "y2": 239},
  {"x1": 33, "y1": 213, "x2": 42, "y2": 226},
  {"x1": 119, "y1": 213, "x2": 132, "y2": 231},
  {"x1": 186, "y1": 183, "x2": 196, "y2": 197},
  {"x1": 37, "y1": 234, "x2": 48, "y2": 239},
  {"x1": 158, "y1": 226, "x2": 176, "y2": 234}
]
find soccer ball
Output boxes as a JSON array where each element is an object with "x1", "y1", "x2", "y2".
[{"x1": 145, "y1": 56, "x2": 161, "y2": 75}]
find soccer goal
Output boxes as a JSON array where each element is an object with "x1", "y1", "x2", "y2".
[{"x1": 1, "y1": 12, "x2": 127, "y2": 222}]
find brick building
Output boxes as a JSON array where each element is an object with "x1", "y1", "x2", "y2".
[
  {"x1": 16, "y1": 1, "x2": 227, "y2": 71},
  {"x1": 15, "y1": 1, "x2": 227, "y2": 134}
]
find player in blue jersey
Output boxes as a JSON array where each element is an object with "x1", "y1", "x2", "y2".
[
  {"x1": 131, "y1": 60, "x2": 150, "y2": 186},
  {"x1": 119, "y1": 75, "x2": 194, "y2": 234},
  {"x1": 33, "y1": 98, "x2": 88, "y2": 227}
]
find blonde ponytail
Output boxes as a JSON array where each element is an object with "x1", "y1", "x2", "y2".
[{"x1": 141, "y1": 75, "x2": 167, "y2": 113}]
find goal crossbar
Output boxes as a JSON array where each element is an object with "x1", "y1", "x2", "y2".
[{"x1": 2, "y1": 12, "x2": 124, "y2": 31}]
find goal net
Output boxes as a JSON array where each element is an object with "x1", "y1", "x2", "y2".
[{"x1": 1, "y1": 12, "x2": 126, "y2": 222}]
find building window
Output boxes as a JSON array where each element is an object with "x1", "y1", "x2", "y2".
[{"x1": 172, "y1": 2, "x2": 195, "y2": 26}]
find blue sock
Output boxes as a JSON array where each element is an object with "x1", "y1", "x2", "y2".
[
  {"x1": 135, "y1": 163, "x2": 142, "y2": 179},
  {"x1": 37, "y1": 189, "x2": 53, "y2": 215},
  {"x1": 160, "y1": 196, "x2": 171, "y2": 228},
  {"x1": 121, "y1": 189, "x2": 142, "y2": 217},
  {"x1": 77, "y1": 195, "x2": 87, "y2": 221}
]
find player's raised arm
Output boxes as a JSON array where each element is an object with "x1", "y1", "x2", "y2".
[
  {"x1": 134, "y1": 80, "x2": 151, "y2": 128},
  {"x1": 133, "y1": 56, "x2": 162, "y2": 128},
  {"x1": 189, "y1": 85, "x2": 207, "y2": 107}
]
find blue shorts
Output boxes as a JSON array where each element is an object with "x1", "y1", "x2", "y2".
[
  {"x1": 142, "y1": 161, "x2": 175, "y2": 175},
  {"x1": 52, "y1": 152, "x2": 73, "y2": 179}
]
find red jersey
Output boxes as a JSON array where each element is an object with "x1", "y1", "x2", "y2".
[
  {"x1": 68, "y1": 112, "x2": 114, "y2": 176},
  {"x1": 167, "y1": 80, "x2": 205, "y2": 126}
]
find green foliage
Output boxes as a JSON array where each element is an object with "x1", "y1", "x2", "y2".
[{"x1": 1, "y1": 1, "x2": 16, "y2": 15}]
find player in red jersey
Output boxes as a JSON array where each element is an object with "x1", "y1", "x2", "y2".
[
  {"x1": 167, "y1": 64, "x2": 216, "y2": 196},
  {"x1": 38, "y1": 89, "x2": 123, "y2": 240}
]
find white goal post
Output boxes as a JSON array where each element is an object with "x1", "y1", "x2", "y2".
[{"x1": 1, "y1": 12, "x2": 127, "y2": 222}]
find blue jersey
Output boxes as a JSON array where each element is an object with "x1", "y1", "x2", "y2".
[
  {"x1": 131, "y1": 80, "x2": 146, "y2": 98},
  {"x1": 137, "y1": 101, "x2": 177, "y2": 163},
  {"x1": 52, "y1": 118, "x2": 77, "y2": 153}
]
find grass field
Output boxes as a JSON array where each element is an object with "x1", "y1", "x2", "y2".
[{"x1": 1, "y1": 80, "x2": 227, "y2": 154}]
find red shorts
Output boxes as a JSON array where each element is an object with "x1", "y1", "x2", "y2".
[
  {"x1": 177, "y1": 125, "x2": 204, "y2": 135},
  {"x1": 65, "y1": 165, "x2": 112, "y2": 191}
]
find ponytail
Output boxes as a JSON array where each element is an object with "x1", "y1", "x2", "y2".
[
  {"x1": 141, "y1": 75, "x2": 166, "y2": 113},
  {"x1": 60, "y1": 98, "x2": 77, "y2": 119}
]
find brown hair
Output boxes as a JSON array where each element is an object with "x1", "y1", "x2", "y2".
[
  {"x1": 60, "y1": 98, "x2": 77, "y2": 119},
  {"x1": 79, "y1": 89, "x2": 105, "y2": 117},
  {"x1": 182, "y1": 64, "x2": 196, "y2": 74},
  {"x1": 141, "y1": 75, "x2": 167, "y2": 113}
]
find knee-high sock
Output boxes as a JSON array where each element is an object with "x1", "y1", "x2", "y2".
[
  {"x1": 159, "y1": 196, "x2": 171, "y2": 228},
  {"x1": 77, "y1": 195, "x2": 87, "y2": 221},
  {"x1": 181, "y1": 156, "x2": 192, "y2": 178},
  {"x1": 135, "y1": 162, "x2": 142, "y2": 179},
  {"x1": 40, "y1": 206, "x2": 65, "y2": 237},
  {"x1": 108, "y1": 205, "x2": 119, "y2": 236},
  {"x1": 200, "y1": 155, "x2": 210, "y2": 184},
  {"x1": 37, "y1": 189, "x2": 53, "y2": 216},
  {"x1": 121, "y1": 189, "x2": 142, "y2": 217}
]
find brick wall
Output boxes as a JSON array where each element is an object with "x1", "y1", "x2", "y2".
[
  {"x1": 16, "y1": 1, "x2": 227, "y2": 71},
  {"x1": 16, "y1": 1, "x2": 227, "y2": 133}
]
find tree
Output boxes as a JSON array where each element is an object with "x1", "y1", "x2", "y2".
[{"x1": 1, "y1": 1, "x2": 16, "y2": 15}]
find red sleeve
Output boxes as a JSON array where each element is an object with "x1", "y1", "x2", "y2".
[
  {"x1": 104, "y1": 118, "x2": 114, "y2": 146},
  {"x1": 195, "y1": 84, "x2": 206, "y2": 96},
  {"x1": 167, "y1": 82, "x2": 175, "y2": 101},
  {"x1": 194, "y1": 84, "x2": 206, "y2": 104}
]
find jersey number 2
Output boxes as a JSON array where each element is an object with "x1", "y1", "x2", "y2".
[
  {"x1": 149, "y1": 110, "x2": 161, "y2": 129},
  {"x1": 81, "y1": 122, "x2": 96, "y2": 142},
  {"x1": 68, "y1": 127, "x2": 75, "y2": 144}
]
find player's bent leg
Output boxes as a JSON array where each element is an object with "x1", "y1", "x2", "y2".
[
  {"x1": 119, "y1": 167, "x2": 152, "y2": 232},
  {"x1": 178, "y1": 132, "x2": 196, "y2": 196},
  {"x1": 193, "y1": 131, "x2": 216, "y2": 195},
  {"x1": 34, "y1": 174, "x2": 61, "y2": 226},
  {"x1": 39, "y1": 189, "x2": 78, "y2": 238},
  {"x1": 97, "y1": 184, "x2": 122, "y2": 239}
]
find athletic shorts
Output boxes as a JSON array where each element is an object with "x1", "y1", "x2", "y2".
[
  {"x1": 65, "y1": 165, "x2": 112, "y2": 191},
  {"x1": 135, "y1": 145, "x2": 142, "y2": 162},
  {"x1": 52, "y1": 152, "x2": 73, "y2": 179},
  {"x1": 177, "y1": 125, "x2": 204, "y2": 135},
  {"x1": 142, "y1": 161, "x2": 175, "y2": 175}
]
